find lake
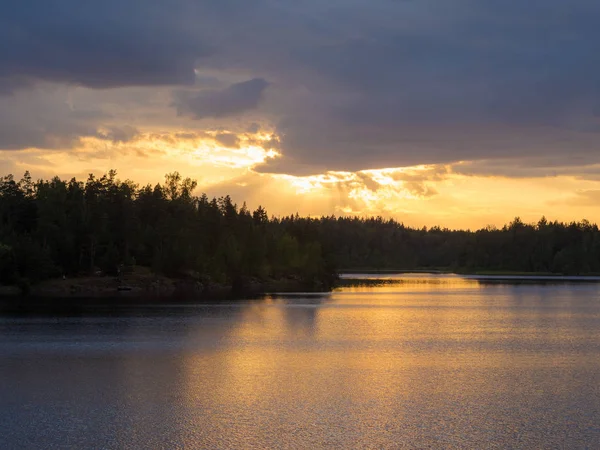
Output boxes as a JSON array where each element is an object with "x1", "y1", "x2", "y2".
[{"x1": 1, "y1": 274, "x2": 600, "y2": 449}]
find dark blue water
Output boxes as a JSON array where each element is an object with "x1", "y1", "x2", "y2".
[{"x1": 1, "y1": 275, "x2": 600, "y2": 449}]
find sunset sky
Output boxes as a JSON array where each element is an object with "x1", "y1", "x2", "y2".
[{"x1": 2, "y1": 1, "x2": 600, "y2": 229}]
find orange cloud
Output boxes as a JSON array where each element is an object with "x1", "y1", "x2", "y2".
[{"x1": 2, "y1": 131, "x2": 600, "y2": 230}]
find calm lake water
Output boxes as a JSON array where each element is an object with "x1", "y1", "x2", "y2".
[{"x1": 2, "y1": 274, "x2": 600, "y2": 449}]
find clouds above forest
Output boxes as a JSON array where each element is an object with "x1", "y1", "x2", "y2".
[
  {"x1": 2, "y1": 0, "x2": 600, "y2": 177},
  {"x1": 173, "y1": 78, "x2": 270, "y2": 119}
]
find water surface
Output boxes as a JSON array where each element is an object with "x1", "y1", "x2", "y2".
[{"x1": 1, "y1": 274, "x2": 600, "y2": 449}]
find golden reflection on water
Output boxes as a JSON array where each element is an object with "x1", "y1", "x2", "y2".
[
  {"x1": 338, "y1": 272, "x2": 483, "y2": 292},
  {"x1": 3, "y1": 275, "x2": 599, "y2": 448},
  {"x1": 172, "y1": 275, "x2": 600, "y2": 448}
]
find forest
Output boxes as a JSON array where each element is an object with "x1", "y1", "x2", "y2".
[
  {"x1": 0, "y1": 171, "x2": 336, "y2": 292},
  {"x1": 1, "y1": 171, "x2": 600, "y2": 293}
]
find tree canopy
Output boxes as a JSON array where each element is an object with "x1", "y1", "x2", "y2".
[
  {"x1": 1, "y1": 171, "x2": 599, "y2": 292},
  {"x1": 0, "y1": 171, "x2": 336, "y2": 290},
  {"x1": 316, "y1": 216, "x2": 600, "y2": 275}
]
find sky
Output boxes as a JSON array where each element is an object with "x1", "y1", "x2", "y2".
[{"x1": 2, "y1": 0, "x2": 600, "y2": 229}]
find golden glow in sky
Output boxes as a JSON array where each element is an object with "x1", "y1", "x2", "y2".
[
  {"x1": 3, "y1": 1, "x2": 600, "y2": 233},
  {"x1": 1, "y1": 129, "x2": 600, "y2": 230}
]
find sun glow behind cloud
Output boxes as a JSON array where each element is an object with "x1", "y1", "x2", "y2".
[
  {"x1": 2, "y1": 129, "x2": 600, "y2": 229},
  {"x1": 274, "y1": 165, "x2": 443, "y2": 207},
  {"x1": 0, "y1": 129, "x2": 281, "y2": 186},
  {"x1": 254, "y1": 164, "x2": 600, "y2": 228},
  {"x1": 3, "y1": 0, "x2": 600, "y2": 231},
  {"x1": 169, "y1": 132, "x2": 280, "y2": 169}
]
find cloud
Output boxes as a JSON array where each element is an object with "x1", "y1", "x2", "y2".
[
  {"x1": 96, "y1": 125, "x2": 140, "y2": 143},
  {"x1": 571, "y1": 190, "x2": 600, "y2": 206},
  {"x1": 453, "y1": 158, "x2": 600, "y2": 181},
  {"x1": 173, "y1": 78, "x2": 270, "y2": 119},
  {"x1": 0, "y1": 85, "x2": 143, "y2": 150},
  {"x1": 0, "y1": 87, "x2": 96, "y2": 150},
  {"x1": 3, "y1": 0, "x2": 600, "y2": 178},
  {"x1": 247, "y1": 0, "x2": 600, "y2": 174},
  {"x1": 0, "y1": 0, "x2": 212, "y2": 92},
  {"x1": 214, "y1": 133, "x2": 240, "y2": 148}
]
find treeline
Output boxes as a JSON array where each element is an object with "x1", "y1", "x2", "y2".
[
  {"x1": 317, "y1": 216, "x2": 600, "y2": 275},
  {"x1": 0, "y1": 171, "x2": 336, "y2": 289},
  {"x1": 1, "y1": 171, "x2": 600, "y2": 291}
]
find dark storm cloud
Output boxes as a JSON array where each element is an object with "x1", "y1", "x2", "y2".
[
  {"x1": 3, "y1": 0, "x2": 600, "y2": 175},
  {"x1": 0, "y1": 0, "x2": 210, "y2": 91},
  {"x1": 256, "y1": 0, "x2": 600, "y2": 173},
  {"x1": 173, "y1": 79, "x2": 270, "y2": 119}
]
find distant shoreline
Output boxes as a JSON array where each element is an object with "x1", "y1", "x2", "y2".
[
  {"x1": 337, "y1": 272, "x2": 600, "y2": 288},
  {"x1": 339, "y1": 268, "x2": 600, "y2": 277}
]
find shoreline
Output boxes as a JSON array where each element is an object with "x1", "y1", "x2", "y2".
[
  {"x1": 2, "y1": 269, "x2": 599, "y2": 305},
  {"x1": 0, "y1": 273, "x2": 331, "y2": 301},
  {"x1": 339, "y1": 269, "x2": 600, "y2": 277}
]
